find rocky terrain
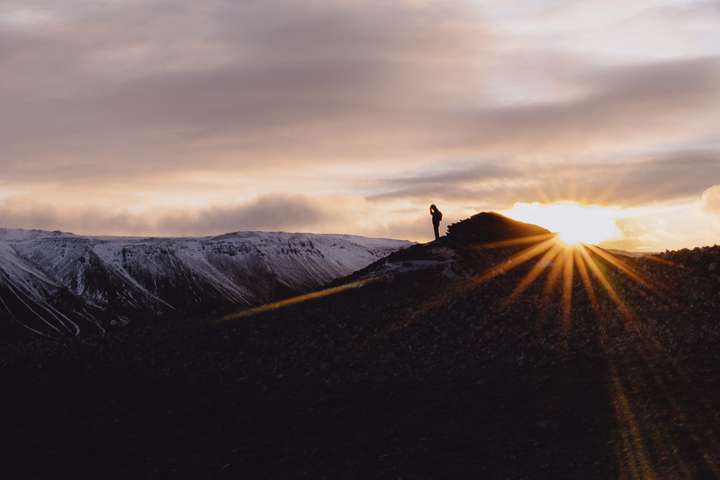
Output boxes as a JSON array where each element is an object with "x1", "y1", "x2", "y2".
[{"x1": 2, "y1": 213, "x2": 720, "y2": 478}]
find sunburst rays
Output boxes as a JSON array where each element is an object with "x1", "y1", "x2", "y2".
[
  {"x1": 476, "y1": 233, "x2": 656, "y2": 331},
  {"x1": 560, "y1": 247, "x2": 575, "y2": 330},
  {"x1": 216, "y1": 215, "x2": 718, "y2": 476},
  {"x1": 473, "y1": 236, "x2": 558, "y2": 285},
  {"x1": 475, "y1": 234, "x2": 720, "y2": 477},
  {"x1": 504, "y1": 242, "x2": 564, "y2": 306},
  {"x1": 220, "y1": 279, "x2": 373, "y2": 324}
]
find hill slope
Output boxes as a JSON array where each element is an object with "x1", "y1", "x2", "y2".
[
  {"x1": 0, "y1": 229, "x2": 410, "y2": 336},
  {"x1": 2, "y1": 213, "x2": 720, "y2": 478}
]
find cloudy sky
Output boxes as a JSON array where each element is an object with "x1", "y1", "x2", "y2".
[{"x1": 1, "y1": 0, "x2": 719, "y2": 249}]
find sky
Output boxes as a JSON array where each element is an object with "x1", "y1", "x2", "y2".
[{"x1": 1, "y1": 0, "x2": 719, "y2": 250}]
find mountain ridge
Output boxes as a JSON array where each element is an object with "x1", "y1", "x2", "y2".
[{"x1": 0, "y1": 228, "x2": 411, "y2": 337}]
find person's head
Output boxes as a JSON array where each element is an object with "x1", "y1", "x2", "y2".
[{"x1": 430, "y1": 204, "x2": 437, "y2": 212}]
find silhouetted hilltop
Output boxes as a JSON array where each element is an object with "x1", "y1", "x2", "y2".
[
  {"x1": 446, "y1": 211, "x2": 551, "y2": 243},
  {"x1": 341, "y1": 212, "x2": 552, "y2": 285},
  {"x1": 3, "y1": 214, "x2": 720, "y2": 478},
  {"x1": 659, "y1": 245, "x2": 720, "y2": 278}
]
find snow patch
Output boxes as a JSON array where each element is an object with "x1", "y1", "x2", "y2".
[{"x1": 0, "y1": 229, "x2": 411, "y2": 335}]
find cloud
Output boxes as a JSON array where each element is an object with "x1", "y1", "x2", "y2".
[
  {"x1": 703, "y1": 185, "x2": 720, "y2": 213},
  {"x1": 1, "y1": 0, "x2": 719, "y2": 250},
  {"x1": 0, "y1": 0, "x2": 490, "y2": 180},
  {"x1": 159, "y1": 195, "x2": 333, "y2": 235},
  {"x1": 0, "y1": 195, "x2": 339, "y2": 236},
  {"x1": 0, "y1": 192, "x2": 450, "y2": 241},
  {"x1": 370, "y1": 150, "x2": 720, "y2": 208},
  {"x1": 449, "y1": 56, "x2": 720, "y2": 154},
  {"x1": 1, "y1": 1, "x2": 719, "y2": 185},
  {"x1": 654, "y1": 1, "x2": 720, "y2": 18},
  {"x1": 368, "y1": 163, "x2": 518, "y2": 202}
]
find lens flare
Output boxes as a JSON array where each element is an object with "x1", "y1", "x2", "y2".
[{"x1": 504, "y1": 202, "x2": 621, "y2": 245}]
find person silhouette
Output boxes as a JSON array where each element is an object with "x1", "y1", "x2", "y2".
[{"x1": 430, "y1": 204, "x2": 443, "y2": 241}]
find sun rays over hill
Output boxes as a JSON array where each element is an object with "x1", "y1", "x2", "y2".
[
  {"x1": 3, "y1": 211, "x2": 720, "y2": 477},
  {"x1": 503, "y1": 202, "x2": 622, "y2": 246}
]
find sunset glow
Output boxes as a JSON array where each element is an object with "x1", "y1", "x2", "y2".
[
  {"x1": 504, "y1": 203, "x2": 621, "y2": 246},
  {"x1": 0, "y1": 0, "x2": 718, "y2": 250}
]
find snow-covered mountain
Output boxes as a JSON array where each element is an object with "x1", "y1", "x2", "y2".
[{"x1": 0, "y1": 229, "x2": 410, "y2": 337}]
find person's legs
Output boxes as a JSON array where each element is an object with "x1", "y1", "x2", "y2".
[{"x1": 433, "y1": 221, "x2": 440, "y2": 241}]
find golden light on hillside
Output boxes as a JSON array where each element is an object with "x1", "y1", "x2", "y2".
[
  {"x1": 504, "y1": 202, "x2": 621, "y2": 245},
  {"x1": 475, "y1": 232, "x2": 656, "y2": 330}
]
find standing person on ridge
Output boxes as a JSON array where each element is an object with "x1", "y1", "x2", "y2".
[{"x1": 430, "y1": 204, "x2": 443, "y2": 241}]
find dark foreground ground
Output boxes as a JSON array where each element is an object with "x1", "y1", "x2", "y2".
[{"x1": 3, "y1": 224, "x2": 720, "y2": 478}]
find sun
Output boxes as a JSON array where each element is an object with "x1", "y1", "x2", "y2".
[{"x1": 504, "y1": 202, "x2": 621, "y2": 245}]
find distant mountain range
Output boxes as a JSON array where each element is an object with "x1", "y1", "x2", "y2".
[{"x1": 0, "y1": 229, "x2": 410, "y2": 337}]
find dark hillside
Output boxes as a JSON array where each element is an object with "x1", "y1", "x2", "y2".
[
  {"x1": 446, "y1": 211, "x2": 552, "y2": 242},
  {"x1": 2, "y1": 214, "x2": 720, "y2": 478}
]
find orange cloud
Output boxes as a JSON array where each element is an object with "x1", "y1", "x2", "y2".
[{"x1": 703, "y1": 185, "x2": 720, "y2": 213}]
